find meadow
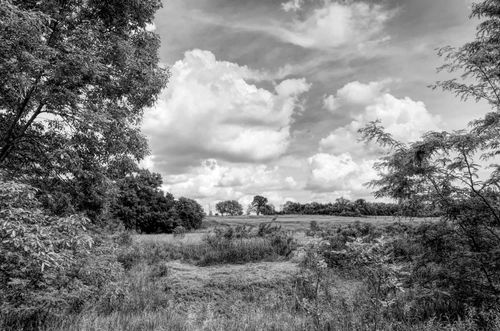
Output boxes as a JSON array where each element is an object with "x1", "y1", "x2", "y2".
[{"x1": 36, "y1": 215, "x2": 496, "y2": 331}]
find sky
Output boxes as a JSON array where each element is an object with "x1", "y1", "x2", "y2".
[{"x1": 141, "y1": 0, "x2": 490, "y2": 212}]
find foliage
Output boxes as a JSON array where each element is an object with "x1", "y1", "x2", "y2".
[
  {"x1": 356, "y1": 0, "x2": 500, "y2": 320},
  {"x1": 281, "y1": 198, "x2": 434, "y2": 217},
  {"x1": 0, "y1": 178, "x2": 125, "y2": 329},
  {"x1": 248, "y1": 195, "x2": 276, "y2": 215},
  {"x1": 112, "y1": 169, "x2": 176, "y2": 233},
  {"x1": 171, "y1": 197, "x2": 205, "y2": 231},
  {"x1": 0, "y1": 0, "x2": 168, "y2": 221},
  {"x1": 300, "y1": 222, "x2": 500, "y2": 329},
  {"x1": 215, "y1": 200, "x2": 243, "y2": 216},
  {"x1": 112, "y1": 170, "x2": 205, "y2": 233}
]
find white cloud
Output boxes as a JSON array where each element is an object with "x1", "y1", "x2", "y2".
[
  {"x1": 359, "y1": 93, "x2": 440, "y2": 142},
  {"x1": 321, "y1": 80, "x2": 441, "y2": 156},
  {"x1": 161, "y1": 159, "x2": 299, "y2": 212},
  {"x1": 277, "y1": 1, "x2": 393, "y2": 50},
  {"x1": 323, "y1": 80, "x2": 391, "y2": 113},
  {"x1": 282, "y1": 0, "x2": 304, "y2": 12},
  {"x1": 312, "y1": 80, "x2": 442, "y2": 197},
  {"x1": 306, "y1": 153, "x2": 377, "y2": 195},
  {"x1": 143, "y1": 49, "x2": 310, "y2": 172}
]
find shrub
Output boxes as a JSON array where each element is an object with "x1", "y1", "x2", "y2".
[
  {"x1": 173, "y1": 226, "x2": 187, "y2": 238},
  {"x1": 0, "y1": 179, "x2": 125, "y2": 330}
]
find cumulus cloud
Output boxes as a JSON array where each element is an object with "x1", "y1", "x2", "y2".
[
  {"x1": 320, "y1": 80, "x2": 441, "y2": 156},
  {"x1": 306, "y1": 153, "x2": 377, "y2": 196},
  {"x1": 143, "y1": 49, "x2": 310, "y2": 173},
  {"x1": 309, "y1": 79, "x2": 441, "y2": 197},
  {"x1": 161, "y1": 159, "x2": 300, "y2": 211},
  {"x1": 323, "y1": 80, "x2": 391, "y2": 113},
  {"x1": 277, "y1": 1, "x2": 394, "y2": 50}
]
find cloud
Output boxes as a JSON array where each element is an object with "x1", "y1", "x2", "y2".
[
  {"x1": 306, "y1": 153, "x2": 377, "y2": 196},
  {"x1": 310, "y1": 79, "x2": 442, "y2": 197},
  {"x1": 282, "y1": 0, "x2": 304, "y2": 12},
  {"x1": 323, "y1": 80, "x2": 391, "y2": 113},
  {"x1": 161, "y1": 159, "x2": 300, "y2": 211},
  {"x1": 320, "y1": 80, "x2": 441, "y2": 156},
  {"x1": 276, "y1": 1, "x2": 394, "y2": 50},
  {"x1": 143, "y1": 49, "x2": 310, "y2": 173}
]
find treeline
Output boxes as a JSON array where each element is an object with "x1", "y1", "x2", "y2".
[
  {"x1": 280, "y1": 198, "x2": 439, "y2": 217},
  {"x1": 215, "y1": 196, "x2": 438, "y2": 217}
]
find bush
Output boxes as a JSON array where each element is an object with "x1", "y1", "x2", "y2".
[
  {"x1": 0, "y1": 179, "x2": 125, "y2": 330},
  {"x1": 173, "y1": 226, "x2": 187, "y2": 238}
]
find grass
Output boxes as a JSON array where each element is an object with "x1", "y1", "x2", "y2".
[
  {"x1": 6, "y1": 218, "x2": 498, "y2": 331},
  {"x1": 48, "y1": 257, "x2": 497, "y2": 331},
  {"x1": 203, "y1": 214, "x2": 435, "y2": 232}
]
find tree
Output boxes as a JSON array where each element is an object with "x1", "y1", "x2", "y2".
[
  {"x1": 171, "y1": 197, "x2": 205, "y2": 230},
  {"x1": 0, "y1": 0, "x2": 168, "y2": 220},
  {"x1": 215, "y1": 200, "x2": 243, "y2": 216},
  {"x1": 261, "y1": 203, "x2": 276, "y2": 215},
  {"x1": 251, "y1": 195, "x2": 269, "y2": 215},
  {"x1": 113, "y1": 169, "x2": 175, "y2": 233},
  {"x1": 359, "y1": 0, "x2": 500, "y2": 316}
]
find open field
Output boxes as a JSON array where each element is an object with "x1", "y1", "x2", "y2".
[
  {"x1": 133, "y1": 214, "x2": 435, "y2": 245},
  {"x1": 204, "y1": 214, "x2": 434, "y2": 230}
]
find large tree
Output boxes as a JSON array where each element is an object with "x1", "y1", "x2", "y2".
[{"x1": 0, "y1": 0, "x2": 168, "y2": 219}]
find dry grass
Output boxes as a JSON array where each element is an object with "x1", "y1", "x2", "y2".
[
  {"x1": 204, "y1": 214, "x2": 433, "y2": 231},
  {"x1": 133, "y1": 232, "x2": 206, "y2": 245},
  {"x1": 28, "y1": 218, "x2": 496, "y2": 331}
]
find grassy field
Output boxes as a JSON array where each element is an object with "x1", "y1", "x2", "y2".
[
  {"x1": 134, "y1": 215, "x2": 432, "y2": 245},
  {"x1": 204, "y1": 214, "x2": 432, "y2": 230},
  {"x1": 41, "y1": 215, "x2": 490, "y2": 331}
]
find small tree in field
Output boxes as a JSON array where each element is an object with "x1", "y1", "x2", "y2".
[
  {"x1": 359, "y1": 0, "x2": 500, "y2": 317},
  {"x1": 250, "y1": 195, "x2": 268, "y2": 215}
]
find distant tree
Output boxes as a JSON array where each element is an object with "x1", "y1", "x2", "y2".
[
  {"x1": 283, "y1": 201, "x2": 302, "y2": 214},
  {"x1": 215, "y1": 200, "x2": 243, "y2": 216},
  {"x1": 0, "y1": 0, "x2": 168, "y2": 221},
  {"x1": 261, "y1": 203, "x2": 276, "y2": 215},
  {"x1": 251, "y1": 195, "x2": 269, "y2": 215}
]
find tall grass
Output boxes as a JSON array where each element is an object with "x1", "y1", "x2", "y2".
[
  {"x1": 118, "y1": 224, "x2": 296, "y2": 268},
  {"x1": 5, "y1": 223, "x2": 500, "y2": 330}
]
